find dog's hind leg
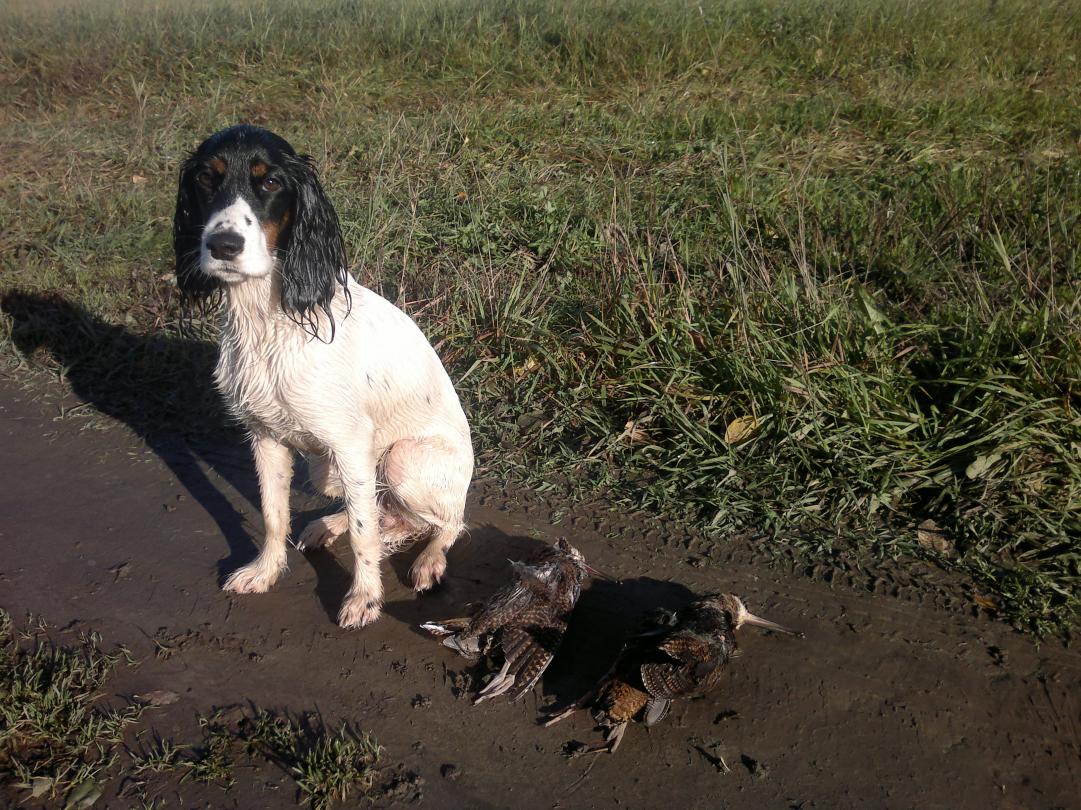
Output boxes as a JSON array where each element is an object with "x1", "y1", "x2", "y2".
[
  {"x1": 297, "y1": 510, "x2": 348, "y2": 550},
  {"x1": 297, "y1": 455, "x2": 349, "y2": 550},
  {"x1": 380, "y1": 435, "x2": 472, "y2": 592},
  {"x1": 308, "y1": 453, "x2": 344, "y2": 499},
  {"x1": 223, "y1": 434, "x2": 293, "y2": 594}
]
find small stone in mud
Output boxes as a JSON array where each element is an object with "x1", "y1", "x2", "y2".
[
  {"x1": 107, "y1": 562, "x2": 131, "y2": 580},
  {"x1": 440, "y1": 763, "x2": 461, "y2": 780},
  {"x1": 134, "y1": 690, "x2": 179, "y2": 707},
  {"x1": 411, "y1": 694, "x2": 432, "y2": 709},
  {"x1": 741, "y1": 754, "x2": 769, "y2": 781},
  {"x1": 384, "y1": 771, "x2": 424, "y2": 804},
  {"x1": 447, "y1": 669, "x2": 474, "y2": 700}
]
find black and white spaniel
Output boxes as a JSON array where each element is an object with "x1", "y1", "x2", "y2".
[{"x1": 174, "y1": 125, "x2": 474, "y2": 628}]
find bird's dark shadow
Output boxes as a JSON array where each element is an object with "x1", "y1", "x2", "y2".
[
  {"x1": 540, "y1": 576, "x2": 698, "y2": 709},
  {"x1": 382, "y1": 525, "x2": 548, "y2": 635},
  {"x1": 0, "y1": 291, "x2": 260, "y2": 576}
]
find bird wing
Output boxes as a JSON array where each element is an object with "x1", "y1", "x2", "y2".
[
  {"x1": 466, "y1": 581, "x2": 534, "y2": 636},
  {"x1": 500, "y1": 621, "x2": 567, "y2": 702},
  {"x1": 658, "y1": 634, "x2": 716, "y2": 664},
  {"x1": 640, "y1": 633, "x2": 732, "y2": 699}
]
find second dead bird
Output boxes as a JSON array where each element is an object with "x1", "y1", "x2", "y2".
[
  {"x1": 421, "y1": 537, "x2": 607, "y2": 703},
  {"x1": 542, "y1": 593, "x2": 801, "y2": 754}
]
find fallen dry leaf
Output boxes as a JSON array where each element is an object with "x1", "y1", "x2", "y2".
[
  {"x1": 965, "y1": 452, "x2": 1002, "y2": 480},
  {"x1": 973, "y1": 594, "x2": 999, "y2": 611},
  {"x1": 63, "y1": 780, "x2": 102, "y2": 810},
  {"x1": 620, "y1": 419, "x2": 651, "y2": 445},
  {"x1": 724, "y1": 415, "x2": 759, "y2": 445},
  {"x1": 916, "y1": 519, "x2": 954, "y2": 556},
  {"x1": 513, "y1": 355, "x2": 539, "y2": 380},
  {"x1": 131, "y1": 174, "x2": 146, "y2": 184}
]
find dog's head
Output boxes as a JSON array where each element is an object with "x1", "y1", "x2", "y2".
[{"x1": 174, "y1": 124, "x2": 348, "y2": 332}]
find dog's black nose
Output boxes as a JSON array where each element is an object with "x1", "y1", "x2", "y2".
[{"x1": 206, "y1": 230, "x2": 245, "y2": 261}]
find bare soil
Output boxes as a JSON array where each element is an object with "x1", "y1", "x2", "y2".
[{"x1": 1, "y1": 375, "x2": 1079, "y2": 809}]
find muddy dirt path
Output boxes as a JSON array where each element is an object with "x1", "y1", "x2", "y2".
[{"x1": 1, "y1": 376, "x2": 1079, "y2": 809}]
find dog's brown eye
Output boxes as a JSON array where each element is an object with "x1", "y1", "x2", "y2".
[
  {"x1": 196, "y1": 170, "x2": 214, "y2": 190},
  {"x1": 261, "y1": 177, "x2": 281, "y2": 192}
]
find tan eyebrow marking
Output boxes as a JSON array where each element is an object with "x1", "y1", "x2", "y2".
[
  {"x1": 209, "y1": 157, "x2": 226, "y2": 174},
  {"x1": 251, "y1": 162, "x2": 268, "y2": 178}
]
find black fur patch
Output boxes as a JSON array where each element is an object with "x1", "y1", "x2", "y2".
[{"x1": 172, "y1": 124, "x2": 350, "y2": 339}]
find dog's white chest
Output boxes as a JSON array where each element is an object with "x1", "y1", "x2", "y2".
[{"x1": 214, "y1": 319, "x2": 313, "y2": 447}]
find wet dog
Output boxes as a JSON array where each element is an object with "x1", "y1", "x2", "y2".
[{"x1": 174, "y1": 124, "x2": 473, "y2": 627}]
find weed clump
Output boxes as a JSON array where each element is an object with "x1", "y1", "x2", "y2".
[{"x1": 0, "y1": 610, "x2": 141, "y2": 803}]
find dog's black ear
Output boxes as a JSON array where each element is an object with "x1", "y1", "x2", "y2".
[
  {"x1": 173, "y1": 159, "x2": 220, "y2": 303},
  {"x1": 281, "y1": 154, "x2": 349, "y2": 338}
]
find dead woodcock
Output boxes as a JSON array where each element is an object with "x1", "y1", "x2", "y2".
[
  {"x1": 421, "y1": 537, "x2": 605, "y2": 703},
  {"x1": 542, "y1": 593, "x2": 801, "y2": 754}
]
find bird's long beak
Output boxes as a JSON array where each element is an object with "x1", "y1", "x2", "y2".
[
  {"x1": 740, "y1": 609, "x2": 803, "y2": 637},
  {"x1": 584, "y1": 563, "x2": 616, "y2": 582}
]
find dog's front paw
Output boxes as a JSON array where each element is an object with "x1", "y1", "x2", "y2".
[
  {"x1": 223, "y1": 562, "x2": 279, "y2": 594},
  {"x1": 410, "y1": 551, "x2": 447, "y2": 593},
  {"x1": 338, "y1": 592, "x2": 382, "y2": 628},
  {"x1": 297, "y1": 512, "x2": 349, "y2": 551}
]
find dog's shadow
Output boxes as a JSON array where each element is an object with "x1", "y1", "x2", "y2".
[
  {"x1": 1, "y1": 291, "x2": 267, "y2": 573},
  {"x1": 2, "y1": 292, "x2": 695, "y2": 686}
]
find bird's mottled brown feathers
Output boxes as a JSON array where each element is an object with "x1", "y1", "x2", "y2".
[
  {"x1": 588, "y1": 597, "x2": 741, "y2": 727},
  {"x1": 422, "y1": 537, "x2": 590, "y2": 702},
  {"x1": 544, "y1": 593, "x2": 799, "y2": 754},
  {"x1": 638, "y1": 600, "x2": 738, "y2": 699},
  {"x1": 596, "y1": 679, "x2": 650, "y2": 724}
]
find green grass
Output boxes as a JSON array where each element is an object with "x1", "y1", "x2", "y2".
[
  {"x1": 0, "y1": 610, "x2": 142, "y2": 805},
  {"x1": 130, "y1": 709, "x2": 382, "y2": 809},
  {"x1": 1, "y1": 0, "x2": 1078, "y2": 635},
  {"x1": 0, "y1": 608, "x2": 384, "y2": 807},
  {"x1": 244, "y1": 711, "x2": 383, "y2": 809}
]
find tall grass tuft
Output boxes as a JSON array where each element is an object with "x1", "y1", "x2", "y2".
[{"x1": 1, "y1": 0, "x2": 1078, "y2": 634}]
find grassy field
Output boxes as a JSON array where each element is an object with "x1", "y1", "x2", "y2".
[{"x1": 1, "y1": 0, "x2": 1078, "y2": 636}]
